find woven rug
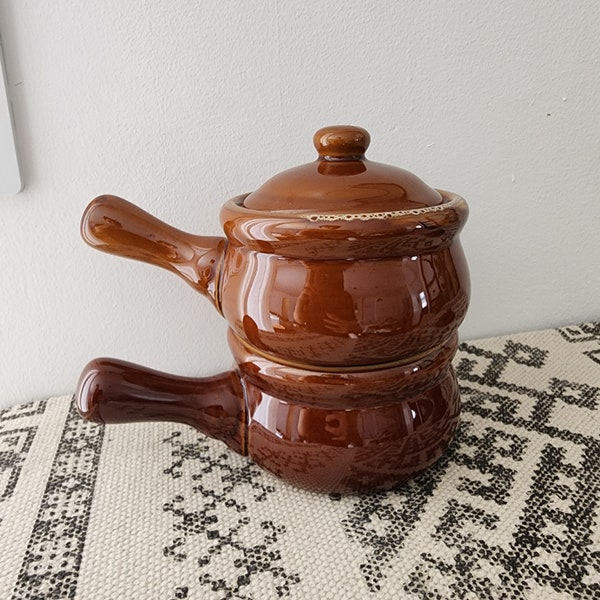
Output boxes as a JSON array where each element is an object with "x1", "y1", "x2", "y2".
[{"x1": 1, "y1": 323, "x2": 599, "y2": 599}]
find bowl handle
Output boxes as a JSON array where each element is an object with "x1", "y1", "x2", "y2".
[
  {"x1": 76, "y1": 357, "x2": 246, "y2": 455},
  {"x1": 81, "y1": 195, "x2": 226, "y2": 310}
]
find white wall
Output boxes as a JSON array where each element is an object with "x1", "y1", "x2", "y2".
[{"x1": 0, "y1": 1, "x2": 598, "y2": 407}]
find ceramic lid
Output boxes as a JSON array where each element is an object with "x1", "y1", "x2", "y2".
[
  {"x1": 242, "y1": 125, "x2": 443, "y2": 214},
  {"x1": 221, "y1": 125, "x2": 468, "y2": 260}
]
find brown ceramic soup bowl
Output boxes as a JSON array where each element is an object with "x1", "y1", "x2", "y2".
[{"x1": 76, "y1": 125, "x2": 469, "y2": 493}]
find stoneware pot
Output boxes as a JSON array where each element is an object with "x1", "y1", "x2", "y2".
[{"x1": 76, "y1": 125, "x2": 470, "y2": 493}]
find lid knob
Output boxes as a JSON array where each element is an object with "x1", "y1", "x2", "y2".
[{"x1": 313, "y1": 125, "x2": 370, "y2": 161}]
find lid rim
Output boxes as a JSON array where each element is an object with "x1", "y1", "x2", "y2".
[
  {"x1": 223, "y1": 190, "x2": 465, "y2": 220},
  {"x1": 220, "y1": 190, "x2": 469, "y2": 260}
]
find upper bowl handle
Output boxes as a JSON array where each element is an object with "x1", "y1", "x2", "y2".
[{"x1": 81, "y1": 194, "x2": 226, "y2": 310}]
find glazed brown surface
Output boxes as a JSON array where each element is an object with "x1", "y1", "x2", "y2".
[
  {"x1": 242, "y1": 125, "x2": 443, "y2": 212},
  {"x1": 228, "y1": 330, "x2": 459, "y2": 406},
  {"x1": 246, "y1": 369, "x2": 459, "y2": 493},
  {"x1": 76, "y1": 338, "x2": 460, "y2": 493},
  {"x1": 81, "y1": 190, "x2": 468, "y2": 368},
  {"x1": 77, "y1": 358, "x2": 246, "y2": 455},
  {"x1": 219, "y1": 241, "x2": 468, "y2": 367},
  {"x1": 82, "y1": 194, "x2": 226, "y2": 309},
  {"x1": 77, "y1": 125, "x2": 470, "y2": 493}
]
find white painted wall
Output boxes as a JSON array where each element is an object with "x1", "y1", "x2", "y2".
[{"x1": 0, "y1": 1, "x2": 598, "y2": 407}]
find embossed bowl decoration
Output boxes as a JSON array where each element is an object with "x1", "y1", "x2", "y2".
[{"x1": 76, "y1": 125, "x2": 470, "y2": 493}]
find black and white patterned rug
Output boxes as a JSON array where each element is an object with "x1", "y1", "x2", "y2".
[{"x1": 1, "y1": 323, "x2": 599, "y2": 599}]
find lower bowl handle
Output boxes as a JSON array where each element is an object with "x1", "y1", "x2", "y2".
[{"x1": 76, "y1": 357, "x2": 247, "y2": 455}]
